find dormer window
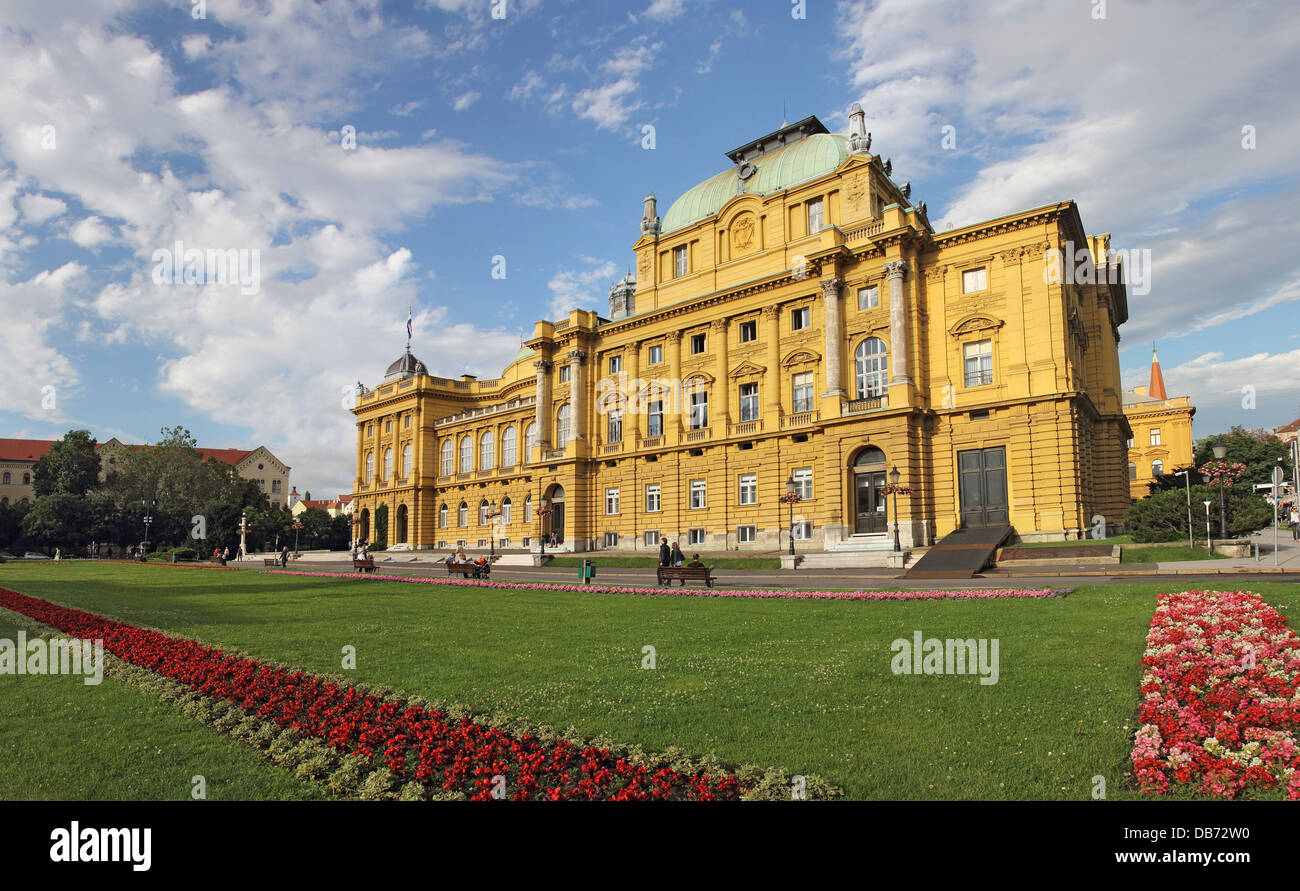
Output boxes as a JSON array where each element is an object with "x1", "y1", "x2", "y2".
[
  {"x1": 807, "y1": 198, "x2": 824, "y2": 235},
  {"x1": 674, "y1": 245, "x2": 688, "y2": 278}
]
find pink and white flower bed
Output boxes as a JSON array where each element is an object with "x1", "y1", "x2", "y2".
[
  {"x1": 1133, "y1": 590, "x2": 1300, "y2": 798},
  {"x1": 258, "y1": 569, "x2": 1064, "y2": 602}
]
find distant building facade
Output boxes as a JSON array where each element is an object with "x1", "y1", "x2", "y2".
[{"x1": 1122, "y1": 349, "x2": 1196, "y2": 499}]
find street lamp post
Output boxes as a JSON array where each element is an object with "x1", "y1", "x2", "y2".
[
  {"x1": 142, "y1": 508, "x2": 153, "y2": 559},
  {"x1": 888, "y1": 466, "x2": 903, "y2": 553},
  {"x1": 238, "y1": 512, "x2": 249, "y2": 562},
  {"x1": 782, "y1": 475, "x2": 801, "y2": 557},
  {"x1": 1203, "y1": 500, "x2": 1213, "y2": 555},
  {"x1": 1174, "y1": 470, "x2": 1193, "y2": 550},
  {"x1": 293, "y1": 520, "x2": 302, "y2": 557},
  {"x1": 538, "y1": 497, "x2": 550, "y2": 556},
  {"x1": 1213, "y1": 439, "x2": 1228, "y2": 538}
]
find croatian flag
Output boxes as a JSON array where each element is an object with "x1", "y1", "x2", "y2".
[{"x1": 406, "y1": 307, "x2": 413, "y2": 340}]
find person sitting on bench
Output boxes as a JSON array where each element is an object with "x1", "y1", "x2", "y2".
[{"x1": 686, "y1": 554, "x2": 705, "y2": 569}]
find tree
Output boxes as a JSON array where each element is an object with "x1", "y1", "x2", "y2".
[
  {"x1": 20, "y1": 495, "x2": 95, "y2": 551},
  {"x1": 0, "y1": 500, "x2": 32, "y2": 552},
  {"x1": 1194, "y1": 427, "x2": 1292, "y2": 487},
  {"x1": 32, "y1": 430, "x2": 101, "y2": 498},
  {"x1": 1126, "y1": 483, "x2": 1274, "y2": 542}
]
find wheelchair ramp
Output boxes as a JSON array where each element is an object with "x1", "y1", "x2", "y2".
[{"x1": 903, "y1": 525, "x2": 1013, "y2": 579}]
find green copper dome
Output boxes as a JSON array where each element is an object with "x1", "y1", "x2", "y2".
[
  {"x1": 660, "y1": 133, "x2": 850, "y2": 233},
  {"x1": 506, "y1": 344, "x2": 535, "y2": 366}
]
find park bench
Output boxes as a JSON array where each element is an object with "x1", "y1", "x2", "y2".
[
  {"x1": 446, "y1": 561, "x2": 490, "y2": 579},
  {"x1": 263, "y1": 558, "x2": 281, "y2": 567},
  {"x1": 353, "y1": 556, "x2": 376, "y2": 573},
  {"x1": 656, "y1": 565, "x2": 716, "y2": 588}
]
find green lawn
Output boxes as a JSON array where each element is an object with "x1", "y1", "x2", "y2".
[
  {"x1": 0, "y1": 613, "x2": 322, "y2": 801},
  {"x1": 1120, "y1": 545, "x2": 1226, "y2": 564},
  {"x1": 2, "y1": 563, "x2": 1296, "y2": 800}
]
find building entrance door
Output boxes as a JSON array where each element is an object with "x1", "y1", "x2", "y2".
[
  {"x1": 546, "y1": 485, "x2": 566, "y2": 543},
  {"x1": 958, "y1": 446, "x2": 1008, "y2": 527},
  {"x1": 854, "y1": 471, "x2": 888, "y2": 533}
]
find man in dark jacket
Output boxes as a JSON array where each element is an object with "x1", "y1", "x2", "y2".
[
  {"x1": 279, "y1": 545, "x2": 290, "y2": 567},
  {"x1": 658, "y1": 537, "x2": 670, "y2": 566}
]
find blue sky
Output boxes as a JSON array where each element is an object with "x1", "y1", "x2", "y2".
[{"x1": 1, "y1": 0, "x2": 1297, "y2": 497}]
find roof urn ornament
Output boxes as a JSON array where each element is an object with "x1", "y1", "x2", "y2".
[
  {"x1": 641, "y1": 194, "x2": 661, "y2": 236},
  {"x1": 847, "y1": 102, "x2": 872, "y2": 154}
]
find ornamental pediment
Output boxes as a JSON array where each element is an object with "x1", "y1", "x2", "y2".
[
  {"x1": 781, "y1": 349, "x2": 821, "y2": 367},
  {"x1": 948, "y1": 314, "x2": 1004, "y2": 337},
  {"x1": 728, "y1": 360, "x2": 766, "y2": 378}
]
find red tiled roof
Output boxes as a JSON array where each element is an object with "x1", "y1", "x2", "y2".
[
  {"x1": 337, "y1": 494, "x2": 353, "y2": 502},
  {"x1": 0, "y1": 438, "x2": 56, "y2": 462},
  {"x1": 1277, "y1": 419, "x2": 1300, "y2": 434},
  {"x1": 301, "y1": 500, "x2": 333, "y2": 510}
]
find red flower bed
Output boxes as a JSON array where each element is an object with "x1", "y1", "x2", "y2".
[
  {"x1": 1132, "y1": 590, "x2": 1300, "y2": 799},
  {"x1": 0, "y1": 586, "x2": 747, "y2": 800}
]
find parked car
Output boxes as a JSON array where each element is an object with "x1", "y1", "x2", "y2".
[
  {"x1": 23, "y1": 552, "x2": 50, "y2": 560},
  {"x1": 0, "y1": 551, "x2": 16, "y2": 559}
]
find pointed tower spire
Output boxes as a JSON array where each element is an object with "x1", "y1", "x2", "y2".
[{"x1": 1148, "y1": 345, "x2": 1168, "y2": 401}]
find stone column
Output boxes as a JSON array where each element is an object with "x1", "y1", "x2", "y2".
[
  {"x1": 884, "y1": 260, "x2": 911, "y2": 384},
  {"x1": 567, "y1": 349, "x2": 587, "y2": 442},
  {"x1": 712, "y1": 318, "x2": 730, "y2": 430},
  {"x1": 667, "y1": 331, "x2": 683, "y2": 442},
  {"x1": 821, "y1": 276, "x2": 845, "y2": 397},
  {"x1": 533, "y1": 359, "x2": 553, "y2": 451},
  {"x1": 763, "y1": 306, "x2": 782, "y2": 417},
  {"x1": 626, "y1": 341, "x2": 642, "y2": 444}
]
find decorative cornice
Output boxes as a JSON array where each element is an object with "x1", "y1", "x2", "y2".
[{"x1": 883, "y1": 259, "x2": 907, "y2": 280}]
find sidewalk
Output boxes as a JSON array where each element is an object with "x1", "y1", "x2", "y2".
[{"x1": 1155, "y1": 526, "x2": 1300, "y2": 573}]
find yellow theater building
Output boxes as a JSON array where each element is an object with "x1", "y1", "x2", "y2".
[
  {"x1": 351, "y1": 106, "x2": 1134, "y2": 556},
  {"x1": 1122, "y1": 349, "x2": 1196, "y2": 500}
]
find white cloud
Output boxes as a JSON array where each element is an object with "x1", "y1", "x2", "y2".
[
  {"x1": 68, "y1": 216, "x2": 113, "y2": 247},
  {"x1": 643, "y1": 0, "x2": 687, "y2": 22},
  {"x1": 452, "y1": 91, "x2": 481, "y2": 111},
  {"x1": 18, "y1": 193, "x2": 66, "y2": 224},
  {"x1": 546, "y1": 258, "x2": 619, "y2": 320}
]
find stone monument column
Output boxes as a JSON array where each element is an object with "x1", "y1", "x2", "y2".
[
  {"x1": 533, "y1": 359, "x2": 553, "y2": 451},
  {"x1": 763, "y1": 306, "x2": 782, "y2": 417},
  {"x1": 712, "y1": 318, "x2": 730, "y2": 429},
  {"x1": 567, "y1": 349, "x2": 587, "y2": 442}
]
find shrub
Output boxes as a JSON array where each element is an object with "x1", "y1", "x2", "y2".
[{"x1": 1126, "y1": 483, "x2": 1275, "y2": 543}]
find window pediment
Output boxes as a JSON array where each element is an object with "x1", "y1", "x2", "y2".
[
  {"x1": 728, "y1": 360, "x2": 766, "y2": 378},
  {"x1": 781, "y1": 349, "x2": 820, "y2": 367},
  {"x1": 948, "y1": 314, "x2": 1004, "y2": 337}
]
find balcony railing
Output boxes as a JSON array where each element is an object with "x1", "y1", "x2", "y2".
[
  {"x1": 842, "y1": 395, "x2": 888, "y2": 416},
  {"x1": 685, "y1": 427, "x2": 712, "y2": 443},
  {"x1": 964, "y1": 370, "x2": 995, "y2": 387},
  {"x1": 542, "y1": 447, "x2": 566, "y2": 461},
  {"x1": 728, "y1": 420, "x2": 762, "y2": 437},
  {"x1": 601, "y1": 442, "x2": 624, "y2": 455},
  {"x1": 637, "y1": 436, "x2": 663, "y2": 449},
  {"x1": 781, "y1": 410, "x2": 820, "y2": 428},
  {"x1": 455, "y1": 472, "x2": 472, "y2": 481}
]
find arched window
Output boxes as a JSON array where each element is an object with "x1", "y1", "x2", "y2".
[
  {"x1": 0, "y1": 497, "x2": 7, "y2": 506},
  {"x1": 501, "y1": 427, "x2": 518, "y2": 467},
  {"x1": 524, "y1": 422, "x2": 537, "y2": 456},
  {"x1": 440, "y1": 440, "x2": 454, "y2": 476},
  {"x1": 524, "y1": 495, "x2": 532, "y2": 522},
  {"x1": 480, "y1": 431, "x2": 495, "y2": 470},
  {"x1": 459, "y1": 435, "x2": 473, "y2": 473},
  {"x1": 479, "y1": 498, "x2": 491, "y2": 525},
  {"x1": 1, "y1": 472, "x2": 9, "y2": 484},
  {"x1": 1151, "y1": 459, "x2": 1164, "y2": 477},
  {"x1": 402, "y1": 443, "x2": 413, "y2": 479},
  {"x1": 458, "y1": 501, "x2": 468, "y2": 526},
  {"x1": 502, "y1": 497, "x2": 512, "y2": 525},
  {"x1": 439, "y1": 503, "x2": 448, "y2": 528},
  {"x1": 366, "y1": 452, "x2": 375, "y2": 482},
  {"x1": 854, "y1": 338, "x2": 888, "y2": 399},
  {"x1": 1127, "y1": 462, "x2": 1137, "y2": 481},
  {"x1": 556, "y1": 404, "x2": 571, "y2": 444},
  {"x1": 383, "y1": 448, "x2": 393, "y2": 480}
]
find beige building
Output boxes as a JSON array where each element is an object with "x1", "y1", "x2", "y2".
[
  {"x1": 1121, "y1": 349, "x2": 1196, "y2": 500},
  {"x1": 0, "y1": 437, "x2": 292, "y2": 508}
]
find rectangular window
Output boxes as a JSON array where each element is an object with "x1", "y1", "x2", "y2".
[
  {"x1": 522, "y1": 536, "x2": 531, "y2": 548},
  {"x1": 793, "y1": 521, "x2": 812, "y2": 541},
  {"x1": 385, "y1": 420, "x2": 392, "y2": 433},
  {"x1": 1150, "y1": 428, "x2": 1162, "y2": 446},
  {"x1": 737, "y1": 525, "x2": 756, "y2": 543},
  {"x1": 647, "y1": 400, "x2": 663, "y2": 437},
  {"x1": 607, "y1": 411, "x2": 622, "y2": 443},
  {"x1": 1126, "y1": 437, "x2": 1135, "y2": 449},
  {"x1": 690, "y1": 479, "x2": 706, "y2": 509},
  {"x1": 366, "y1": 425, "x2": 373, "y2": 437},
  {"x1": 739, "y1": 320, "x2": 757, "y2": 342},
  {"x1": 689, "y1": 391, "x2": 709, "y2": 429},
  {"x1": 648, "y1": 344, "x2": 663, "y2": 365},
  {"x1": 688, "y1": 528, "x2": 706, "y2": 546},
  {"x1": 257, "y1": 479, "x2": 265, "y2": 492},
  {"x1": 691, "y1": 332, "x2": 706, "y2": 354},
  {"x1": 857, "y1": 285, "x2": 879, "y2": 309},
  {"x1": 738, "y1": 473, "x2": 757, "y2": 505},
  {"x1": 963, "y1": 339, "x2": 994, "y2": 387},
  {"x1": 792, "y1": 372, "x2": 814, "y2": 414},
  {"x1": 609, "y1": 355, "x2": 622, "y2": 374},
  {"x1": 643, "y1": 530, "x2": 659, "y2": 547},
  {"x1": 645, "y1": 483, "x2": 661, "y2": 512},
  {"x1": 559, "y1": 366, "x2": 570, "y2": 383},
  {"x1": 962, "y1": 267, "x2": 987, "y2": 293},
  {"x1": 791, "y1": 306, "x2": 810, "y2": 330},
  {"x1": 792, "y1": 467, "x2": 812, "y2": 500},
  {"x1": 477, "y1": 539, "x2": 487, "y2": 549},
  {"x1": 603, "y1": 532, "x2": 619, "y2": 547},
  {"x1": 404, "y1": 415, "x2": 412, "y2": 428},
  {"x1": 807, "y1": 197, "x2": 824, "y2": 234},
  {"x1": 674, "y1": 245, "x2": 688, "y2": 278},
  {"x1": 605, "y1": 488, "x2": 619, "y2": 515},
  {"x1": 739, "y1": 383, "x2": 759, "y2": 422},
  {"x1": 271, "y1": 480, "x2": 281, "y2": 494}
]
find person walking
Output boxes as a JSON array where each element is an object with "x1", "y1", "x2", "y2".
[
  {"x1": 222, "y1": 546, "x2": 230, "y2": 565},
  {"x1": 53, "y1": 547, "x2": 61, "y2": 562},
  {"x1": 1291, "y1": 506, "x2": 1299, "y2": 541},
  {"x1": 669, "y1": 541, "x2": 684, "y2": 567},
  {"x1": 280, "y1": 545, "x2": 290, "y2": 567}
]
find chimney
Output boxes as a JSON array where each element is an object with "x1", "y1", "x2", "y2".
[{"x1": 641, "y1": 193, "x2": 660, "y2": 237}]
